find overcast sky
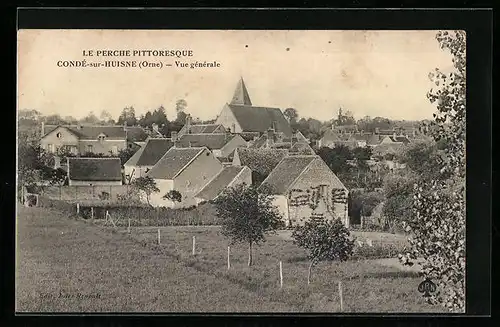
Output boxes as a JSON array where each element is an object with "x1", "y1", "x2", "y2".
[{"x1": 17, "y1": 30, "x2": 455, "y2": 122}]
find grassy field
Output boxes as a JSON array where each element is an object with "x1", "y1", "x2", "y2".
[{"x1": 16, "y1": 206, "x2": 444, "y2": 313}]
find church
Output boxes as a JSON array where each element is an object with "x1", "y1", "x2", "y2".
[{"x1": 215, "y1": 78, "x2": 293, "y2": 141}]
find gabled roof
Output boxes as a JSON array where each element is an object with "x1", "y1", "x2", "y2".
[
  {"x1": 260, "y1": 156, "x2": 317, "y2": 194},
  {"x1": 125, "y1": 138, "x2": 174, "y2": 167},
  {"x1": 68, "y1": 157, "x2": 122, "y2": 181},
  {"x1": 260, "y1": 155, "x2": 346, "y2": 195},
  {"x1": 43, "y1": 125, "x2": 126, "y2": 140},
  {"x1": 230, "y1": 77, "x2": 252, "y2": 106},
  {"x1": 320, "y1": 129, "x2": 342, "y2": 143},
  {"x1": 175, "y1": 133, "x2": 234, "y2": 150},
  {"x1": 226, "y1": 104, "x2": 292, "y2": 137},
  {"x1": 178, "y1": 123, "x2": 226, "y2": 136},
  {"x1": 289, "y1": 141, "x2": 315, "y2": 155},
  {"x1": 234, "y1": 147, "x2": 288, "y2": 178},
  {"x1": 195, "y1": 166, "x2": 248, "y2": 201},
  {"x1": 147, "y1": 147, "x2": 207, "y2": 180}
]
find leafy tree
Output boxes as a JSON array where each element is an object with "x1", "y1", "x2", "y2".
[
  {"x1": 175, "y1": 99, "x2": 187, "y2": 113},
  {"x1": 81, "y1": 111, "x2": 100, "y2": 124},
  {"x1": 283, "y1": 108, "x2": 298, "y2": 123},
  {"x1": 117, "y1": 148, "x2": 137, "y2": 167},
  {"x1": 152, "y1": 105, "x2": 168, "y2": 126},
  {"x1": 48, "y1": 167, "x2": 67, "y2": 186},
  {"x1": 292, "y1": 218, "x2": 354, "y2": 284},
  {"x1": 316, "y1": 145, "x2": 353, "y2": 174},
  {"x1": 117, "y1": 106, "x2": 137, "y2": 126},
  {"x1": 382, "y1": 171, "x2": 416, "y2": 230},
  {"x1": 334, "y1": 107, "x2": 356, "y2": 126},
  {"x1": 131, "y1": 176, "x2": 159, "y2": 206},
  {"x1": 43, "y1": 114, "x2": 67, "y2": 125},
  {"x1": 163, "y1": 190, "x2": 182, "y2": 203},
  {"x1": 214, "y1": 183, "x2": 283, "y2": 266},
  {"x1": 99, "y1": 110, "x2": 114, "y2": 124},
  {"x1": 399, "y1": 30, "x2": 466, "y2": 312}
]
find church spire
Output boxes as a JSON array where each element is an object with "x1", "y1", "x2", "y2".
[{"x1": 230, "y1": 77, "x2": 252, "y2": 106}]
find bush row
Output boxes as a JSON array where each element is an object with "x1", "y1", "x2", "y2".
[
  {"x1": 77, "y1": 203, "x2": 222, "y2": 226},
  {"x1": 351, "y1": 242, "x2": 405, "y2": 259}
]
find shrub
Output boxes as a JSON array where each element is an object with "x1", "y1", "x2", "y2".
[{"x1": 292, "y1": 218, "x2": 354, "y2": 284}]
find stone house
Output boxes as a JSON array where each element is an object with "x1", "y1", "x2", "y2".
[
  {"x1": 173, "y1": 132, "x2": 247, "y2": 159},
  {"x1": 40, "y1": 123, "x2": 149, "y2": 156},
  {"x1": 231, "y1": 147, "x2": 288, "y2": 185},
  {"x1": 259, "y1": 155, "x2": 349, "y2": 228},
  {"x1": 123, "y1": 138, "x2": 174, "y2": 183},
  {"x1": 146, "y1": 147, "x2": 223, "y2": 208},
  {"x1": 194, "y1": 165, "x2": 252, "y2": 204}
]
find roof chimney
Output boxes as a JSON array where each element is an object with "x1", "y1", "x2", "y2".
[
  {"x1": 393, "y1": 132, "x2": 397, "y2": 139},
  {"x1": 123, "y1": 121, "x2": 127, "y2": 131},
  {"x1": 41, "y1": 122, "x2": 45, "y2": 137},
  {"x1": 375, "y1": 127, "x2": 380, "y2": 134},
  {"x1": 171, "y1": 131, "x2": 178, "y2": 142},
  {"x1": 152, "y1": 123, "x2": 159, "y2": 133}
]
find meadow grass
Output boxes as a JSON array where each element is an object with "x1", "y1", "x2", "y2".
[{"x1": 16, "y1": 206, "x2": 445, "y2": 313}]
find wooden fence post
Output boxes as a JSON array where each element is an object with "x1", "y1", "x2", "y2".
[
  {"x1": 338, "y1": 281, "x2": 344, "y2": 312},
  {"x1": 91, "y1": 207, "x2": 94, "y2": 220},
  {"x1": 76, "y1": 203, "x2": 80, "y2": 214},
  {"x1": 279, "y1": 261, "x2": 283, "y2": 289},
  {"x1": 157, "y1": 228, "x2": 161, "y2": 245},
  {"x1": 192, "y1": 236, "x2": 196, "y2": 256},
  {"x1": 105, "y1": 210, "x2": 108, "y2": 223},
  {"x1": 227, "y1": 246, "x2": 230, "y2": 270},
  {"x1": 59, "y1": 186, "x2": 62, "y2": 200},
  {"x1": 127, "y1": 218, "x2": 131, "y2": 234}
]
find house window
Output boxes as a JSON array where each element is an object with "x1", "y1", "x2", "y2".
[
  {"x1": 48, "y1": 144, "x2": 54, "y2": 153},
  {"x1": 87, "y1": 145, "x2": 93, "y2": 153},
  {"x1": 112, "y1": 145, "x2": 118, "y2": 155},
  {"x1": 56, "y1": 132, "x2": 62, "y2": 139},
  {"x1": 98, "y1": 133, "x2": 106, "y2": 141}
]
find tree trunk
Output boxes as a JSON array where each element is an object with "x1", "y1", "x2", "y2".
[
  {"x1": 247, "y1": 242, "x2": 253, "y2": 267},
  {"x1": 307, "y1": 261, "x2": 314, "y2": 285}
]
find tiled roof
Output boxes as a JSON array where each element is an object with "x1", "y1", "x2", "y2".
[
  {"x1": 125, "y1": 138, "x2": 174, "y2": 167},
  {"x1": 227, "y1": 104, "x2": 292, "y2": 137},
  {"x1": 320, "y1": 129, "x2": 342, "y2": 143},
  {"x1": 147, "y1": 147, "x2": 206, "y2": 180},
  {"x1": 43, "y1": 125, "x2": 126, "y2": 140},
  {"x1": 195, "y1": 166, "x2": 248, "y2": 201},
  {"x1": 235, "y1": 147, "x2": 288, "y2": 178},
  {"x1": 260, "y1": 156, "x2": 317, "y2": 195},
  {"x1": 68, "y1": 158, "x2": 122, "y2": 181},
  {"x1": 175, "y1": 133, "x2": 234, "y2": 150},
  {"x1": 289, "y1": 141, "x2": 315, "y2": 155},
  {"x1": 178, "y1": 123, "x2": 226, "y2": 136}
]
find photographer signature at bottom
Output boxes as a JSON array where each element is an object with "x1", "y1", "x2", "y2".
[{"x1": 39, "y1": 291, "x2": 101, "y2": 300}]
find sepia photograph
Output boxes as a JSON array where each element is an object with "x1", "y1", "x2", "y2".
[{"x1": 16, "y1": 28, "x2": 466, "y2": 313}]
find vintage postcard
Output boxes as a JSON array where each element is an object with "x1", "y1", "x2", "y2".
[{"x1": 16, "y1": 29, "x2": 466, "y2": 313}]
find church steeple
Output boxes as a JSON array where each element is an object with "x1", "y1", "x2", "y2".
[{"x1": 230, "y1": 77, "x2": 252, "y2": 106}]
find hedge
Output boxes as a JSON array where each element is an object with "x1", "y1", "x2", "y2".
[{"x1": 76, "y1": 203, "x2": 222, "y2": 226}]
